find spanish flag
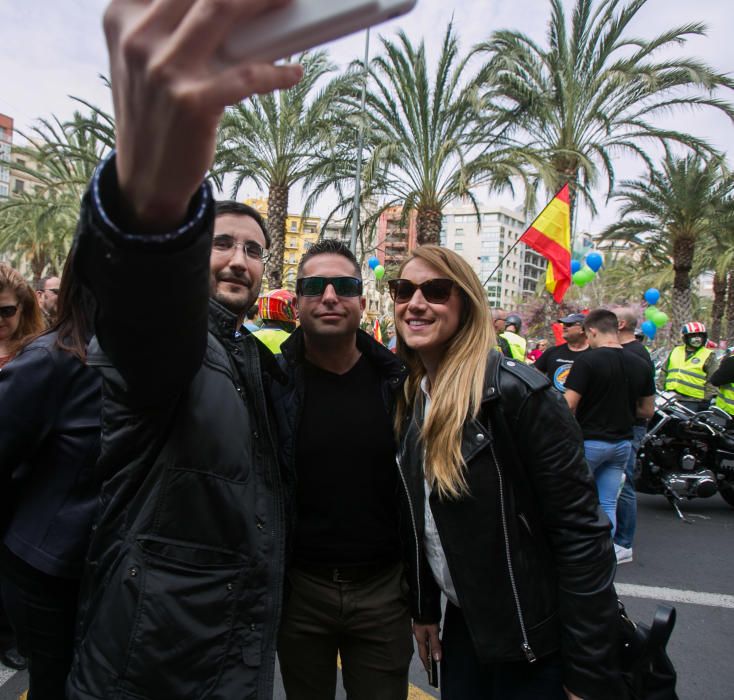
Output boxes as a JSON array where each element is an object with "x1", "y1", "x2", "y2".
[
  {"x1": 520, "y1": 184, "x2": 571, "y2": 303},
  {"x1": 373, "y1": 318, "x2": 383, "y2": 344}
]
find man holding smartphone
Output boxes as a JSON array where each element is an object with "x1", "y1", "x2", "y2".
[{"x1": 65, "y1": 2, "x2": 303, "y2": 700}]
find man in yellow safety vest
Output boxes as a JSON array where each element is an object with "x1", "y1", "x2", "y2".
[
  {"x1": 711, "y1": 351, "x2": 734, "y2": 416},
  {"x1": 501, "y1": 313, "x2": 527, "y2": 362},
  {"x1": 662, "y1": 322, "x2": 719, "y2": 412}
]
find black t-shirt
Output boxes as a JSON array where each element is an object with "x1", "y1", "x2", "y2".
[
  {"x1": 622, "y1": 340, "x2": 655, "y2": 427},
  {"x1": 565, "y1": 347, "x2": 655, "y2": 441},
  {"x1": 711, "y1": 355, "x2": 734, "y2": 386},
  {"x1": 293, "y1": 354, "x2": 401, "y2": 567},
  {"x1": 534, "y1": 343, "x2": 592, "y2": 393}
]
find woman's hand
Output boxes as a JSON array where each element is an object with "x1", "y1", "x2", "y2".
[
  {"x1": 564, "y1": 687, "x2": 584, "y2": 700},
  {"x1": 413, "y1": 622, "x2": 442, "y2": 670}
]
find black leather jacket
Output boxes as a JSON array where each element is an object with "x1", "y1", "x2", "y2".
[
  {"x1": 399, "y1": 350, "x2": 623, "y2": 699},
  {"x1": 66, "y1": 158, "x2": 286, "y2": 700}
]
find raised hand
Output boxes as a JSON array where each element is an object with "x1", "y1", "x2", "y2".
[{"x1": 103, "y1": 0, "x2": 303, "y2": 232}]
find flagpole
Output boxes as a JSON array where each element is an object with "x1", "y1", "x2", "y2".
[
  {"x1": 349, "y1": 28, "x2": 370, "y2": 255},
  {"x1": 482, "y1": 182, "x2": 570, "y2": 288}
]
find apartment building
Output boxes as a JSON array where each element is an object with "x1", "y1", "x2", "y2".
[
  {"x1": 0, "y1": 114, "x2": 12, "y2": 200},
  {"x1": 441, "y1": 202, "x2": 538, "y2": 308},
  {"x1": 243, "y1": 197, "x2": 320, "y2": 290}
]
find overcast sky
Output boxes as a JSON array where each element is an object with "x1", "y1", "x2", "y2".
[{"x1": 1, "y1": 0, "x2": 732, "y2": 234}]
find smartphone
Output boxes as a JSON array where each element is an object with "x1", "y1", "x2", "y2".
[
  {"x1": 427, "y1": 657, "x2": 439, "y2": 689},
  {"x1": 220, "y1": 0, "x2": 418, "y2": 64}
]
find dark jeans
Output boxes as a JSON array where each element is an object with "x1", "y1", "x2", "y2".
[
  {"x1": 615, "y1": 424, "x2": 647, "y2": 549},
  {"x1": 441, "y1": 602, "x2": 566, "y2": 700},
  {"x1": 0, "y1": 547, "x2": 80, "y2": 700},
  {"x1": 278, "y1": 562, "x2": 413, "y2": 700}
]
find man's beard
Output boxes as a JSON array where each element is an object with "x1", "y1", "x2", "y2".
[{"x1": 211, "y1": 275, "x2": 260, "y2": 318}]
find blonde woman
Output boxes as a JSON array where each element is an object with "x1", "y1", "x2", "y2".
[
  {"x1": 0, "y1": 263, "x2": 45, "y2": 368},
  {"x1": 390, "y1": 246, "x2": 622, "y2": 700}
]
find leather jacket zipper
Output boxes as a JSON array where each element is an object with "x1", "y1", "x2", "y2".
[
  {"x1": 488, "y1": 439, "x2": 536, "y2": 663},
  {"x1": 396, "y1": 454, "x2": 422, "y2": 618}
]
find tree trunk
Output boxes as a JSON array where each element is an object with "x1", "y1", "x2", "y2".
[
  {"x1": 726, "y1": 269, "x2": 734, "y2": 347},
  {"x1": 265, "y1": 184, "x2": 289, "y2": 290},
  {"x1": 710, "y1": 270, "x2": 727, "y2": 345},
  {"x1": 416, "y1": 208, "x2": 442, "y2": 246},
  {"x1": 670, "y1": 235, "x2": 695, "y2": 343}
]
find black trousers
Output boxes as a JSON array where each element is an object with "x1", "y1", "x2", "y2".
[
  {"x1": 0, "y1": 593, "x2": 16, "y2": 651},
  {"x1": 278, "y1": 562, "x2": 413, "y2": 700},
  {"x1": 441, "y1": 602, "x2": 566, "y2": 700},
  {"x1": 0, "y1": 547, "x2": 80, "y2": 700}
]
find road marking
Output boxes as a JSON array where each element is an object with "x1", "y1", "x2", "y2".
[
  {"x1": 0, "y1": 667, "x2": 15, "y2": 688},
  {"x1": 617, "y1": 583, "x2": 734, "y2": 609}
]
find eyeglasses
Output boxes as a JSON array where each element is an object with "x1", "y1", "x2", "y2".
[
  {"x1": 388, "y1": 278, "x2": 456, "y2": 304},
  {"x1": 45, "y1": 288, "x2": 59, "y2": 295},
  {"x1": 212, "y1": 235, "x2": 270, "y2": 263},
  {"x1": 296, "y1": 276, "x2": 363, "y2": 297},
  {"x1": 0, "y1": 305, "x2": 18, "y2": 319}
]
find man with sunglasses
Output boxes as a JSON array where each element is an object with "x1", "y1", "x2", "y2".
[
  {"x1": 272, "y1": 239, "x2": 414, "y2": 700},
  {"x1": 534, "y1": 313, "x2": 591, "y2": 393},
  {"x1": 35, "y1": 275, "x2": 60, "y2": 326}
]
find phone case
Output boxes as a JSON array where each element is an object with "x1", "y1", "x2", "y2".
[{"x1": 220, "y1": 0, "x2": 418, "y2": 63}]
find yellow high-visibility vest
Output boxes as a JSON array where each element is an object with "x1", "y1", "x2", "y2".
[
  {"x1": 501, "y1": 331, "x2": 527, "y2": 362},
  {"x1": 664, "y1": 345, "x2": 713, "y2": 400},
  {"x1": 253, "y1": 328, "x2": 290, "y2": 354},
  {"x1": 715, "y1": 382, "x2": 734, "y2": 416}
]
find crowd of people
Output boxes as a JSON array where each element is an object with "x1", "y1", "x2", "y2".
[{"x1": 2, "y1": 2, "x2": 734, "y2": 700}]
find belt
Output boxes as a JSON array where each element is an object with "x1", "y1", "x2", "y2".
[{"x1": 294, "y1": 560, "x2": 395, "y2": 584}]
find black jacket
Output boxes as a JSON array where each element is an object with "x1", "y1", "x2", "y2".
[
  {"x1": 67, "y1": 158, "x2": 286, "y2": 700},
  {"x1": 399, "y1": 351, "x2": 623, "y2": 700},
  {"x1": 270, "y1": 327, "x2": 408, "y2": 558},
  {"x1": 0, "y1": 332, "x2": 101, "y2": 579}
]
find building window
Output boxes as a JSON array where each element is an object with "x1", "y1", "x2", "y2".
[
  {"x1": 455, "y1": 228, "x2": 464, "y2": 236},
  {"x1": 13, "y1": 180, "x2": 25, "y2": 194},
  {"x1": 454, "y1": 242, "x2": 463, "y2": 251},
  {"x1": 289, "y1": 221, "x2": 298, "y2": 231},
  {"x1": 0, "y1": 183, "x2": 8, "y2": 198}
]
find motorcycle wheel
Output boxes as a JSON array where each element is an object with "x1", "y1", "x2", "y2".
[{"x1": 720, "y1": 484, "x2": 734, "y2": 508}]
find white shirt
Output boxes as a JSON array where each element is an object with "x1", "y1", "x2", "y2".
[{"x1": 420, "y1": 377, "x2": 460, "y2": 607}]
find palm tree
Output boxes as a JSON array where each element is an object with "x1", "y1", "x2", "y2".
[
  {"x1": 213, "y1": 51, "x2": 359, "y2": 288},
  {"x1": 353, "y1": 24, "x2": 525, "y2": 246},
  {"x1": 601, "y1": 154, "x2": 733, "y2": 337},
  {"x1": 0, "y1": 107, "x2": 113, "y2": 281},
  {"x1": 475, "y1": 0, "x2": 734, "y2": 234}
]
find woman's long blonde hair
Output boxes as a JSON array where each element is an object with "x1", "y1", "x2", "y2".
[
  {"x1": 0, "y1": 263, "x2": 45, "y2": 357},
  {"x1": 394, "y1": 246, "x2": 495, "y2": 499}
]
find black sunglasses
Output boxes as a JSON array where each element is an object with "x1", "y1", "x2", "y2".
[
  {"x1": 388, "y1": 278, "x2": 456, "y2": 304},
  {"x1": 0, "y1": 305, "x2": 18, "y2": 319},
  {"x1": 296, "y1": 276, "x2": 363, "y2": 297}
]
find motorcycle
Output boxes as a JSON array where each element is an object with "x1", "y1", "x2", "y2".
[{"x1": 636, "y1": 391, "x2": 734, "y2": 521}]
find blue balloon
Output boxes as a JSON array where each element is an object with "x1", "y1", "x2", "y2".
[
  {"x1": 644, "y1": 288, "x2": 660, "y2": 305},
  {"x1": 585, "y1": 252, "x2": 603, "y2": 272},
  {"x1": 570, "y1": 260, "x2": 582, "y2": 274},
  {"x1": 641, "y1": 320, "x2": 657, "y2": 339},
  {"x1": 368, "y1": 256, "x2": 380, "y2": 270}
]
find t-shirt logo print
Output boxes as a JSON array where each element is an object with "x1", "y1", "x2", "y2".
[{"x1": 554, "y1": 363, "x2": 573, "y2": 392}]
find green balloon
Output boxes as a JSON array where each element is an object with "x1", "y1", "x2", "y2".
[
  {"x1": 652, "y1": 311, "x2": 669, "y2": 328},
  {"x1": 580, "y1": 266, "x2": 596, "y2": 283},
  {"x1": 572, "y1": 270, "x2": 588, "y2": 286},
  {"x1": 374, "y1": 265, "x2": 385, "y2": 280},
  {"x1": 645, "y1": 306, "x2": 658, "y2": 320}
]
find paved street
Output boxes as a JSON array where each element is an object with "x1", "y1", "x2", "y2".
[{"x1": 2, "y1": 492, "x2": 733, "y2": 700}]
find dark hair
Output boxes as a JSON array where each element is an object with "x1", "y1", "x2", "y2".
[
  {"x1": 214, "y1": 200, "x2": 270, "y2": 247},
  {"x1": 36, "y1": 274, "x2": 59, "y2": 292},
  {"x1": 45, "y1": 245, "x2": 97, "y2": 362},
  {"x1": 583, "y1": 308, "x2": 619, "y2": 335},
  {"x1": 296, "y1": 239, "x2": 361, "y2": 278},
  {"x1": 246, "y1": 304, "x2": 259, "y2": 320}
]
